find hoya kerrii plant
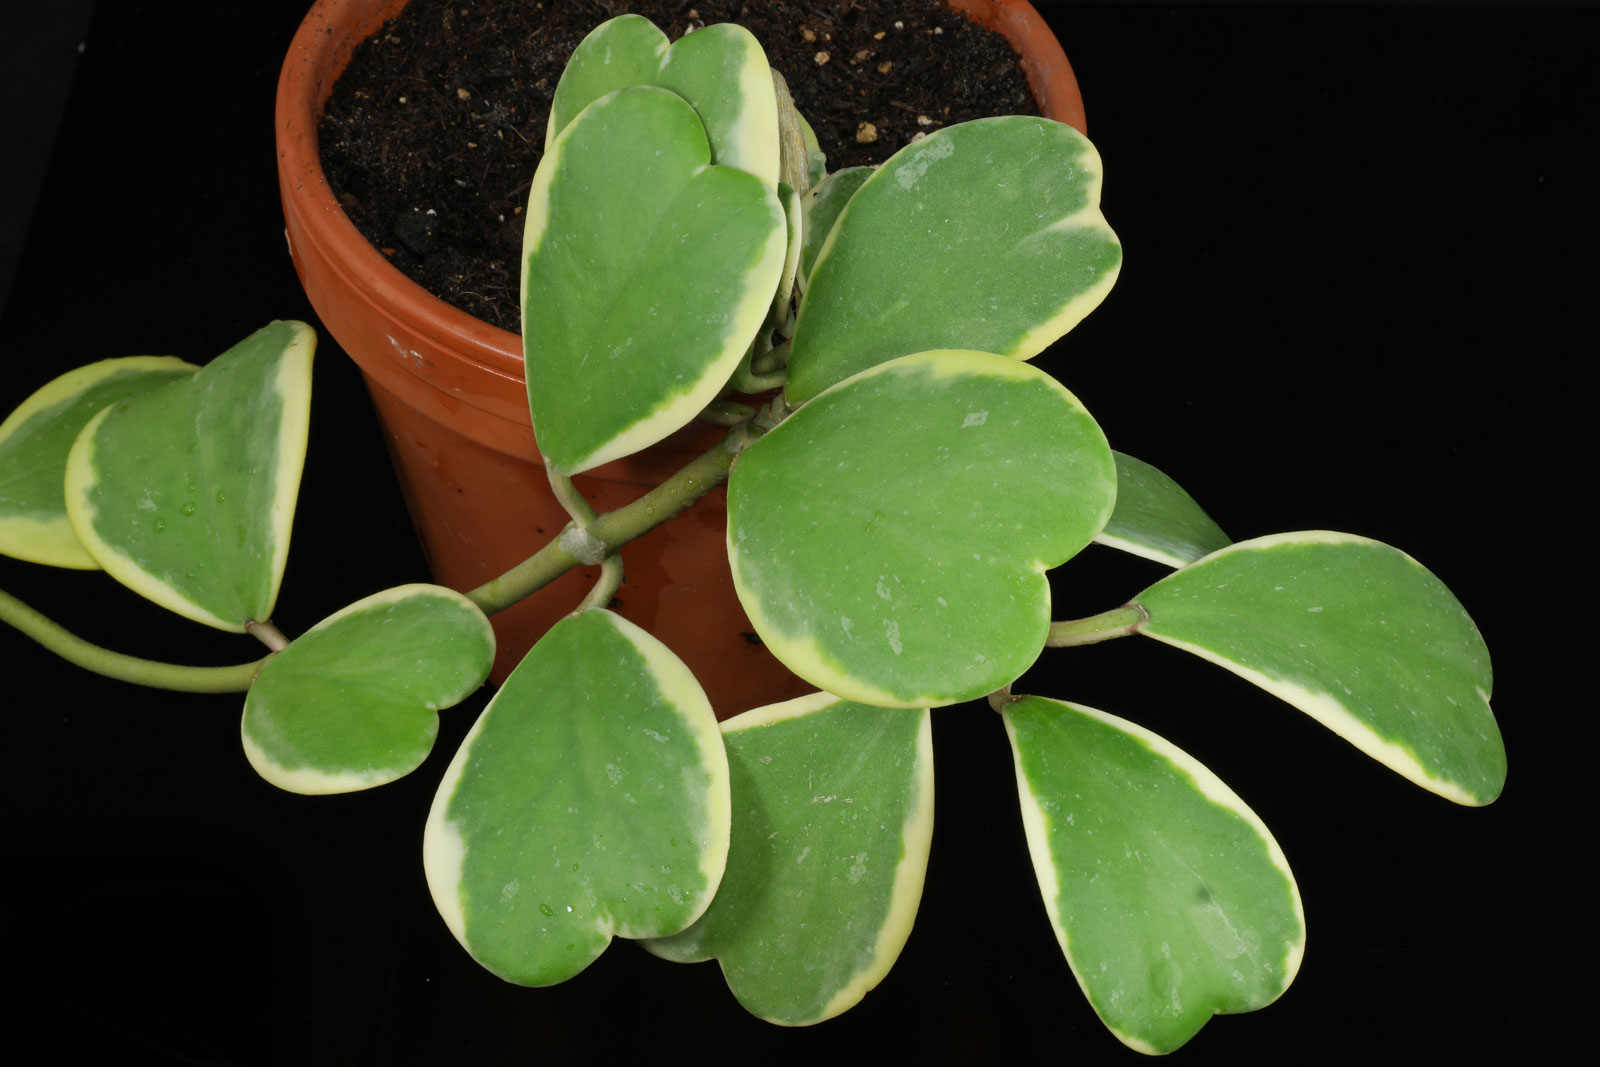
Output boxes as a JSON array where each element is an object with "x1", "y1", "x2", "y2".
[{"x1": 0, "y1": 14, "x2": 1504, "y2": 1055}]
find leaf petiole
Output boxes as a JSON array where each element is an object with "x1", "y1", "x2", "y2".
[
  {"x1": 465, "y1": 425, "x2": 767, "y2": 617},
  {"x1": 729, "y1": 360, "x2": 786, "y2": 394},
  {"x1": 750, "y1": 338, "x2": 791, "y2": 376},
  {"x1": 1045, "y1": 604, "x2": 1148, "y2": 648},
  {"x1": 698, "y1": 399, "x2": 758, "y2": 427},
  {"x1": 547, "y1": 460, "x2": 625, "y2": 614},
  {"x1": 574, "y1": 555, "x2": 624, "y2": 614},
  {"x1": 246, "y1": 619, "x2": 289, "y2": 651}
]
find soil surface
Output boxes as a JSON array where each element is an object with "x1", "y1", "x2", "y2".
[{"x1": 319, "y1": 0, "x2": 1040, "y2": 332}]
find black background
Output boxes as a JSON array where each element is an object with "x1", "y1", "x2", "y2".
[{"x1": 0, "y1": 1, "x2": 1584, "y2": 1062}]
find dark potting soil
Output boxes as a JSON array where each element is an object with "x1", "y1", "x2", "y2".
[{"x1": 318, "y1": 0, "x2": 1040, "y2": 333}]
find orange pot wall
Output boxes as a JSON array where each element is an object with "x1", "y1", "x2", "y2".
[
  {"x1": 276, "y1": 0, "x2": 1084, "y2": 717},
  {"x1": 947, "y1": 0, "x2": 1087, "y2": 134}
]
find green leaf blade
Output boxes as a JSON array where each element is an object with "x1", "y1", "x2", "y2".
[
  {"x1": 523, "y1": 85, "x2": 786, "y2": 474},
  {"x1": 0, "y1": 356, "x2": 196, "y2": 568},
  {"x1": 797, "y1": 165, "x2": 872, "y2": 293},
  {"x1": 546, "y1": 14, "x2": 666, "y2": 148},
  {"x1": 424, "y1": 609, "x2": 730, "y2": 986},
  {"x1": 548, "y1": 15, "x2": 779, "y2": 188},
  {"x1": 1095, "y1": 451, "x2": 1231, "y2": 567},
  {"x1": 786, "y1": 117, "x2": 1122, "y2": 403},
  {"x1": 241, "y1": 584, "x2": 494, "y2": 794},
  {"x1": 62, "y1": 321, "x2": 314, "y2": 629},
  {"x1": 645, "y1": 693, "x2": 933, "y2": 1025},
  {"x1": 1003, "y1": 695, "x2": 1304, "y2": 1054},
  {"x1": 1135, "y1": 532, "x2": 1504, "y2": 805},
  {"x1": 728, "y1": 350, "x2": 1115, "y2": 708}
]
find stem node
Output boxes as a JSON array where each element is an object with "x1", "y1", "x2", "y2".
[{"x1": 558, "y1": 524, "x2": 610, "y2": 566}]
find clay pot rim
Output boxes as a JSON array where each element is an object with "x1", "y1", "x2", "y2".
[{"x1": 275, "y1": 0, "x2": 1085, "y2": 386}]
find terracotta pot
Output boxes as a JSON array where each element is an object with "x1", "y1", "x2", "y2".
[{"x1": 274, "y1": 0, "x2": 1085, "y2": 716}]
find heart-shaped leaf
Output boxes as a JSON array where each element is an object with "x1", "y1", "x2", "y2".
[
  {"x1": 548, "y1": 14, "x2": 778, "y2": 188},
  {"x1": 522, "y1": 85, "x2": 786, "y2": 474},
  {"x1": 645, "y1": 693, "x2": 933, "y2": 1024},
  {"x1": 1095, "y1": 451, "x2": 1231, "y2": 567},
  {"x1": 728, "y1": 350, "x2": 1115, "y2": 708},
  {"x1": 1133, "y1": 532, "x2": 1504, "y2": 805},
  {"x1": 797, "y1": 165, "x2": 872, "y2": 294},
  {"x1": 241, "y1": 584, "x2": 494, "y2": 795},
  {"x1": 785, "y1": 117, "x2": 1122, "y2": 403},
  {"x1": 0, "y1": 356, "x2": 195, "y2": 568},
  {"x1": 424, "y1": 609, "x2": 730, "y2": 986},
  {"x1": 1003, "y1": 695, "x2": 1304, "y2": 1054},
  {"x1": 62, "y1": 321, "x2": 314, "y2": 630}
]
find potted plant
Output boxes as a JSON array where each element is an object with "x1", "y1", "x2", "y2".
[
  {"x1": 273, "y1": 0, "x2": 1086, "y2": 711},
  {"x1": 0, "y1": 5, "x2": 1512, "y2": 1057},
  {"x1": 5, "y1": 1, "x2": 1550, "y2": 1059}
]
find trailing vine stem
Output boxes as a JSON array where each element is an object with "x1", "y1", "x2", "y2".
[
  {"x1": 0, "y1": 588, "x2": 268, "y2": 692},
  {"x1": 0, "y1": 422, "x2": 774, "y2": 691},
  {"x1": 465, "y1": 421, "x2": 769, "y2": 617},
  {"x1": 1045, "y1": 604, "x2": 1149, "y2": 647}
]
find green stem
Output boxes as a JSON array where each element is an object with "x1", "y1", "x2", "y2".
[
  {"x1": 465, "y1": 425, "x2": 762, "y2": 616},
  {"x1": 546, "y1": 460, "x2": 599, "y2": 525},
  {"x1": 575, "y1": 555, "x2": 624, "y2": 614},
  {"x1": 548, "y1": 460, "x2": 626, "y2": 613},
  {"x1": 8, "y1": 417, "x2": 775, "y2": 686},
  {"x1": 463, "y1": 538, "x2": 582, "y2": 616},
  {"x1": 1045, "y1": 604, "x2": 1149, "y2": 648},
  {"x1": 986, "y1": 685, "x2": 1020, "y2": 713},
  {"x1": 698, "y1": 399, "x2": 757, "y2": 427},
  {"x1": 750, "y1": 338, "x2": 791, "y2": 376},
  {"x1": 587, "y1": 425, "x2": 754, "y2": 551},
  {"x1": 246, "y1": 620, "x2": 288, "y2": 651},
  {"x1": 730, "y1": 361, "x2": 786, "y2": 394},
  {"x1": 0, "y1": 588, "x2": 267, "y2": 692}
]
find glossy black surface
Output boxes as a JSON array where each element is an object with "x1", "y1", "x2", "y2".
[{"x1": 2, "y1": 2, "x2": 1583, "y2": 1061}]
